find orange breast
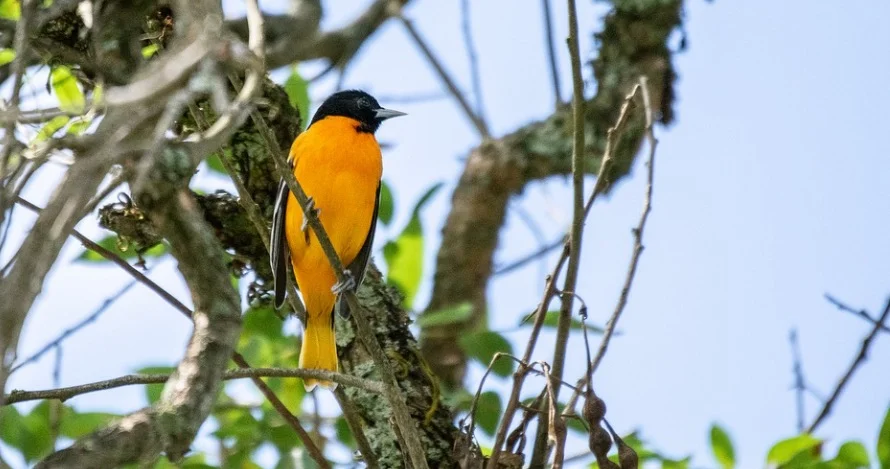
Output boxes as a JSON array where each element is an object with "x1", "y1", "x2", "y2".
[{"x1": 284, "y1": 116, "x2": 383, "y2": 318}]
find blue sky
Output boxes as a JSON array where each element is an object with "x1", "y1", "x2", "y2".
[{"x1": 5, "y1": 0, "x2": 890, "y2": 467}]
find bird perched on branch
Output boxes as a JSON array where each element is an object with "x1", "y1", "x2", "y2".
[{"x1": 270, "y1": 90, "x2": 405, "y2": 391}]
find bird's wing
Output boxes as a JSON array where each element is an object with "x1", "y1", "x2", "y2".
[
  {"x1": 337, "y1": 182, "x2": 381, "y2": 318},
  {"x1": 271, "y1": 177, "x2": 290, "y2": 309}
]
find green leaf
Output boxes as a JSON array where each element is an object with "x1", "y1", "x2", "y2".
[
  {"x1": 50, "y1": 65, "x2": 86, "y2": 113},
  {"x1": 833, "y1": 441, "x2": 869, "y2": 468},
  {"x1": 879, "y1": 406, "x2": 890, "y2": 469},
  {"x1": 0, "y1": 405, "x2": 25, "y2": 451},
  {"x1": 520, "y1": 310, "x2": 606, "y2": 334},
  {"x1": 709, "y1": 424, "x2": 735, "y2": 469},
  {"x1": 383, "y1": 182, "x2": 442, "y2": 308},
  {"x1": 205, "y1": 153, "x2": 227, "y2": 174},
  {"x1": 0, "y1": 48, "x2": 14, "y2": 66},
  {"x1": 20, "y1": 401, "x2": 53, "y2": 462},
  {"x1": 59, "y1": 410, "x2": 117, "y2": 439},
  {"x1": 661, "y1": 457, "x2": 691, "y2": 469},
  {"x1": 66, "y1": 117, "x2": 91, "y2": 135},
  {"x1": 243, "y1": 306, "x2": 284, "y2": 340},
  {"x1": 213, "y1": 407, "x2": 261, "y2": 442},
  {"x1": 418, "y1": 302, "x2": 472, "y2": 328},
  {"x1": 284, "y1": 67, "x2": 310, "y2": 129},
  {"x1": 0, "y1": 0, "x2": 19, "y2": 19},
  {"x1": 475, "y1": 391, "x2": 502, "y2": 436},
  {"x1": 34, "y1": 115, "x2": 69, "y2": 141},
  {"x1": 268, "y1": 423, "x2": 299, "y2": 454},
  {"x1": 378, "y1": 179, "x2": 394, "y2": 226},
  {"x1": 136, "y1": 365, "x2": 175, "y2": 404},
  {"x1": 459, "y1": 330, "x2": 513, "y2": 377},
  {"x1": 76, "y1": 234, "x2": 167, "y2": 263},
  {"x1": 334, "y1": 416, "x2": 356, "y2": 449},
  {"x1": 141, "y1": 43, "x2": 159, "y2": 59},
  {"x1": 767, "y1": 434, "x2": 821, "y2": 466}
]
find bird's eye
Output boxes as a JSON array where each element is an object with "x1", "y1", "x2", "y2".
[{"x1": 358, "y1": 97, "x2": 372, "y2": 109}]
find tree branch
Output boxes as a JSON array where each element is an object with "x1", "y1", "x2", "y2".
[
  {"x1": 4, "y1": 368, "x2": 383, "y2": 405},
  {"x1": 807, "y1": 296, "x2": 890, "y2": 433},
  {"x1": 398, "y1": 13, "x2": 490, "y2": 139},
  {"x1": 541, "y1": 0, "x2": 562, "y2": 107},
  {"x1": 530, "y1": 0, "x2": 587, "y2": 464},
  {"x1": 825, "y1": 293, "x2": 890, "y2": 334}
]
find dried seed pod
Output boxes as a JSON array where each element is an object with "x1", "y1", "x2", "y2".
[
  {"x1": 603, "y1": 419, "x2": 639, "y2": 469},
  {"x1": 596, "y1": 456, "x2": 621, "y2": 469},
  {"x1": 617, "y1": 442, "x2": 639, "y2": 469},
  {"x1": 589, "y1": 425, "x2": 612, "y2": 458},
  {"x1": 583, "y1": 390, "x2": 606, "y2": 425}
]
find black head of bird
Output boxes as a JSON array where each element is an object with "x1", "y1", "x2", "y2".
[{"x1": 309, "y1": 90, "x2": 406, "y2": 134}]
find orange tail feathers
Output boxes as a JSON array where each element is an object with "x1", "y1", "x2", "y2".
[{"x1": 299, "y1": 315, "x2": 338, "y2": 391}]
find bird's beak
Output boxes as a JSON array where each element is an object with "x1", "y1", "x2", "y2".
[{"x1": 374, "y1": 108, "x2": 407, "y2": 120}]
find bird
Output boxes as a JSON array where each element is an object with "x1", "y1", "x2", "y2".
[{"x1": 270, "y1": 90, "x2": 405, "y2": 391}]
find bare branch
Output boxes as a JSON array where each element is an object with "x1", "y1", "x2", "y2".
[
  {"x1": 807, "y1": 296, "x2": 890, "y2": 433},
  {"x1": 541, "y1": 0, "x2": 562, "y2": 107},
  {"x1": 530, "y1": 0, "x2": 588, "y2": 463},
  {"x1": 398, "y1": 14, "x2": 491, "y2": 139},
  {"x1": 489, "y1": 243, "x2": 569, "y2": 465},
  {"x1": 460, "y1": 0, "x2": 487, "y2": 125},
  {"x1": 15, "y1": 197, "x2": 187, "y2": 315},
  {"x1": 4, "y1": 368, "x2": 384, "y2": 405},
  {"x1": 333, "y1": 388, "x2": 380, "y2": 469},
  {"x1": 494, "y1": 236, "x2": 566, "y2": 277},
  {"x1": 563, "y1": 77, "x2": 656, "y2": 415},
  {"x1": 825, "y1": 293, "x2": 890, "y2": 334},
  {"x1": 10, "y1": 276, "x2": 144, "y2": 374},
  {"x1": 790, "y1": 329, "x2": 806, "y2": 433}
]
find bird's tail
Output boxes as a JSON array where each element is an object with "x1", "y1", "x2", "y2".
[{"x1": 299, "y1": 315, "x2": 338, "y2": 391}]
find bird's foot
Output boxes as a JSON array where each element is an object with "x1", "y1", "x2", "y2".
[
  {"x1": 332, "y1": 270, "x2": 356, "y2": 295},
  {"x1": 301, "y1": 196, "x2": 320, "y2": 236}
]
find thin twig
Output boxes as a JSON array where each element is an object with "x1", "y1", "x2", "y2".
[
  {"x1": 807, "y1": 296, "x2": 890, "y2": 433},
  {"x1": 398, "y1": 14, "x2": 490, "y2": 139},
  {"x1": 0, "y1": 0, "x2": 35, "y2": 205},
  {"x1": 532, "y1": 0, "x2": 587, "y2": 464},
  {"x1": 541, "y1": 0, "x2": 562, "y2": 107},
  {"x1": 333, "y1": 387, "x2": 379, "y2": 469},
  {"x1": 562, "y1": 78, "x2": 655, "y2": 417},
  {"x1": 3, "y1": 367, "x2": 384, "y2": 405},
  {"x1": 488, "y1": 243, "x2": 569, "y2": 467},
  {"x1": 16, "y1": 197, "x2": 184, "y2": 310},
  {"x1": 83, "y1": 170, "x2": 125, "y2": 216},
  {"x1": 494, "y1": 236, "x2": 566, "y2": 276},
  {"x1": 460, "y1": 0, "x2": 487, "y2": 125},
  {"x1": 789, "y1": 329, "x2": 806, "y2": 433},
  {"x1": 10, "y1": 276, "x2": 145, "y2": 373},
  {"x1": 462, "y1": 352, "x2": 507, "y2": 441},
  {"x1": 825, "y1": 293, "x2": 890, "y2": 334}
]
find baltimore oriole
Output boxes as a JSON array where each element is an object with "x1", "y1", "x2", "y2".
[{"x1": 270, "y1": 90, "x2": 405, "y2": 390}]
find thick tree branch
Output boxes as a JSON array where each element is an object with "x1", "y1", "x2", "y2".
[{"x1": 422, "y1": 0, "x2": 683, "y2": 389}]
